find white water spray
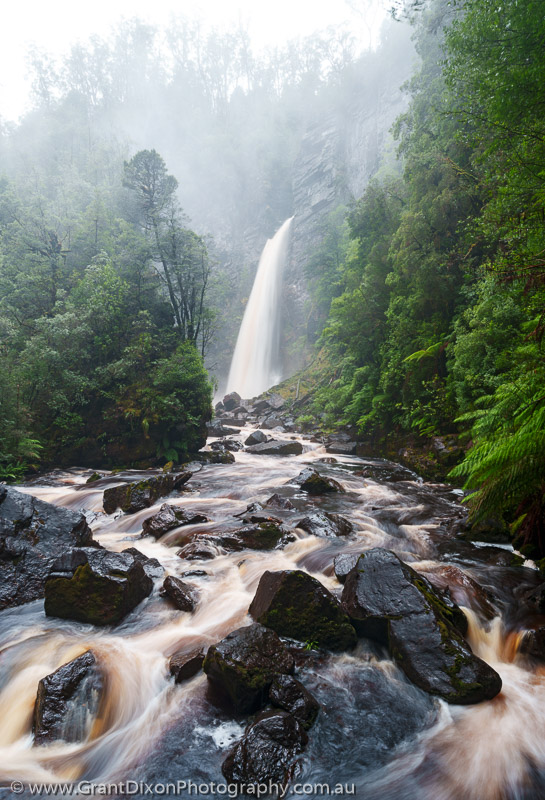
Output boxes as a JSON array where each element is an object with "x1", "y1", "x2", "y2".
[{"x1": 226, "y1": 217, "x2": 293, "y2": 398}]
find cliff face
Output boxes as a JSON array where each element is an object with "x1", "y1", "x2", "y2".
[
  {"x1": 206, "y1": 29, "x2": 416, "y2": 390},
  {"x1": 281, "y1": 74, "x2": 409, "y2": 377}
]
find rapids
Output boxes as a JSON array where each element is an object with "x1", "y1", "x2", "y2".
[{"x1": 1, "y1": 429, "x2": 545, "y2": 799}]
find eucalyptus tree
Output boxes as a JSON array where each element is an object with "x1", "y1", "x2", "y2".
[{"x1": 123, "y1": 149, "x2": 213, "y2": 354}]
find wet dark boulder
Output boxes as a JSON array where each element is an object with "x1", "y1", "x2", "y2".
[
  {"x1": 296, "y1": 511, "x2": 353, "y2": 538},
  {"x1": 214, "y1": 521, "x2": 294, "y2": 552},
  {"x1": 265, "y1": 493, "x2": 295, "y2": 511},
  {"x1": 207, "y1": 421, "x2": 241, "y2": 437},
  {"x1": 160, "y1": 575, "x2": 197, "y2": 611},
  {"x1": 33, "y1": 651, "x2": 102, "y2": 745},
  {"x1": 463, "y1": 515, "x2": 511, "y2": 545},
  {"x1": 210, "y1": 438, "x2": 243, "y2": 452},
  {"x1": 169, "y1": 648, "x2": 205, "y2": 683},
  {"x1": 141, "y1": 504, "x2": 209, "y2": 538},
  {"x1": 103, "y1": 472, "x2": 191, "y2": 515},
  {"x1": 121, "y1": 547, "x2": 164, "y2": 579},
  {"x1": 333, "y1": 553, "x2": 360, "y2": 583},
  {"x1": 176, "y1": 541, "x2": 218, "y2": 561},
  {"x1": 223, "y1": 392, "x2": 242, "y2": 411},
  {"x1": 341, "y1": 549, "x2": 502, "y2": 704},
  {"x1": 326, "y1": 442, "x2": 358, "y2": 456},
  {"x1": 244, "y1": 430, "x2": 269, "y2": 446},
  {"x1": 195, "y1": 449, "x2": 236, "y2": 465},
  {"x1": 0, "y1": 486, "x2": 95, "y2": 611},
  {"x1": 44, "y1": 547, "x2": 153, "y2": 626},
  {"x1": 249, "y1": 570, "x2": 357, "y2": 651},
  {"x1": 246, "y1": 440, "x2": 303, "y2": 456},
  {"x1": 203, "y1": 623, "x2": 295, "y2": 713},
  {"x1": 269, "y1": 674, "x2": 320, "y2": 730},
  {"x1": 262, "y1": 413, "x2": 285, "y2": 429},
  {"x1": 222, "y1": 710, "x2": 307, "y2": 787},
  {"x1": 290, "y1": 468, "x2": 344, "y2": 495}
]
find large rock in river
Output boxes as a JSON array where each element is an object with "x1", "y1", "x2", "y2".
[
  {"x1": 249, "y1": 570, "x2": 357, "y2": 651},
  {"x1": 203, "y1": 623, "x2": 294, "y2": 713},
  {"x1": 341, "y1": 548, "x2": 502, "y2": 704},
  {"x1": 246, "y1": 440, "x2": 303, "y2": 456},
  {"x1": 296, "y1": 511, "x2": 353, "y2": 538},
  {"x1": 290, "y1": 467, "x2": 344, "y2": 494},
  {"x1": 103, "y1": 472, "x2": 191, "y2": 515},
  {"x1": 141, "y1": 503, "x2": 208, "y2": 538},
  {"x1": 0, "y1": 486, "x2": 95, "y2": 610},
  {"x1": 44, "y1": 547, "x2": 153, "y2": 626},
  {"x1": 269, "y1": 674, "x2": 320, "y2": 730},
  {"x1": 222, "y1": 710, "x2": 308, "y2": 788},
  {"x1": 33, "y1": 650, "x2": 102, "y2": 745}
]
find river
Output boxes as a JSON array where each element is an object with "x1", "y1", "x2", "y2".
[{"x1": 1, "y1": 429, "x2": 544, "y2": 799}]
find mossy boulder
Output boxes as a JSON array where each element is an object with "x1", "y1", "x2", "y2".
[
  {"x1": 290, "y1": 468, "x2": 344, "y2": 495},
  {"x1": 341, "y1": 549, "x2": 502, "y2": 704},
  {"x1": 0, "y1": 486, "x2": 95, "y2": 611},
  {"x1": 249, "y1": 570, "x2": 357, "y2": 651},
  {"x1": 222, "y1": 710, "x2": 308, "y2": 787},
  {"x1": 44, "y1": 547, "x2": 153, "y2": 626},
  {"x1": 33, "y1": 651, "x2": 102, "y2": 745},
  {"x1": 203, "y1": 623, "x2": 294, "y2": 713},
  {"x1": 103, "y1": 472, "x2": 191, "y2": 515}
]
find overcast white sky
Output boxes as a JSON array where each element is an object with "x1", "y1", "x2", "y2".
[{"x1": 0, "y1": 0, "x2": 388, "y2": 122}]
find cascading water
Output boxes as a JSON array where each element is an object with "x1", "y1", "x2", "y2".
[
  {"x1": 2, "y1": 432, "x2": 545, "y2": 797},
  {"x1": 226, "y1": 217, "x2": 293, "y2": 398}
]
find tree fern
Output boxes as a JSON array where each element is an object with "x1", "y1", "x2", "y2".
[{"x1": 450, "y1": 373, "x2": 545, "y2": 556}]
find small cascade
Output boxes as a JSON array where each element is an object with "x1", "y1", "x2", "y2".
[{"x1": 226, "y1": 217, "x2": 293, "y2": 398}]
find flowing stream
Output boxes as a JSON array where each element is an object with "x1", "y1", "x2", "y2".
[
  {"x1": 226, "y1": 218, "x2": 293, "y2": 398},
  {"x1": 1, "y1": 430, "x2": 545, "y2": 798}
]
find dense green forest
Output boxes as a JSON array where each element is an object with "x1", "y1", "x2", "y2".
[
  {"x1": 1, "y1": 0, "x2": 544, "y2": 558},
  {"x1": 303, "y1": 0, "x2": 545, "y2": 557}
]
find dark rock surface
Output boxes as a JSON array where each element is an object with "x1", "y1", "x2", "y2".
[
  {"x1": 290, "y1": 468, "x2": 344, "y2": 495},
  {"x1": 334, "y1": 553, "x2": 360, "y2": 583},
  {"x1": 195, "y1": 450, "x2": 236, "y2": 465},
  {"x1": 326, "y1": 442, "x2": 358, "y2": 456},
  {"x1": 210, "y1": 439, "x2": 243, "y2": 452},
  {"x1": 44, "y1": 547, "x2": 153, "y2": 626},
  {"x1": 169, "y1": 648, "x2": 205, "y2": 683},
  {"x1": 121, "y1": 547, "x2": 164, "y2": 579},
  {"x1": 0, "y1": 486, "x2": 95, "y2": 610},
  {"x1": 244, "y1": 430, "x2": 269, "y2": 446},
  {"x1": 249, "y1": 570, "x2": 357, "y2": 651},
  {"x1": 265, "y1": 493, "x2": 295, "y2": 511},
  {"x1": 222, "y1": 710, "x2": 308, "y2": 787},
  {"x1": 269, "y1": 674, "x2": 320, "y2": 729},
  {"x1": 203, "y1": 623, "x2": 295, "y2": 712},
  {"x1": 160, "y1": 575, "x2": 198, "y2": 611},
  {"x1": 177, "y1": 541, "x2": 218, "y2": 561},
  {"x1": 222, "y1": 392, "x2": 242, "y2": 411},
  {"x1": 296, "y1": 511, "x2": 353, "y2": 538},
  {"x1": 341, "y1": 548, "x2": 502, "y2": 704},
  {"x1": 103, "y1": 472, "x2": 191, "y2": 515},
  {"x1": 207, "y1": 421, "x2": 240, "y2": 437},
  {"x1": 141, "y1": 503, "x2": 209, "y2": 538},
  {"x1": 246, "y1": 440, "x2": 304, "y2": 456},
  {"x1": 463, "y1": 516, "x2": 511, "y2": 544},
  {"x1": 33, "y1": 651, "x2": 102, "y2": 745}
]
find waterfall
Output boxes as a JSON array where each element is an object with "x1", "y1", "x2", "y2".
[{"x1": 226, "y1": 217, "x2": 293, "y2": 399}]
